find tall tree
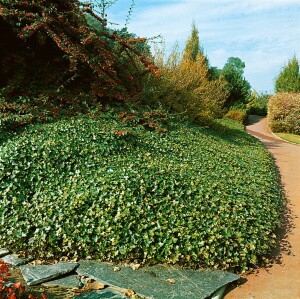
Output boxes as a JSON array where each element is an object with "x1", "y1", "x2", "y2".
[
  {"x1": 275, "y1": 55, "x2": 300, "y2": 93},
  {"x1": 221, "y1": 57, "x2": 251, "y2": 106}
]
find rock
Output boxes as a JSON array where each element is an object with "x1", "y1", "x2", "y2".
[
  {"x1": 77, "y1": 261, "x2": 240, "y2": 299},
  {"x1": 20, "y1": 262, "x2": 79, "y2": 286},
  {"x1": 1, "y1": 254, "x2": 33, "y2": 266},
  {"x1": 0, "y1": 248, "x2": 9, "y2": 258},
  {"x1": 74, "y1": 288, "x2": 126, "y2": 299},
  {"x1": 211, "y1": 285, "x2": 227, "y2": 299},
  {"x1": 42, "y1": 274, "x2": 83, "y2": 289}
]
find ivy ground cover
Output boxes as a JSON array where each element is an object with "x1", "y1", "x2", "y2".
[{"x1": 0, "y1": 113, "x2": 284, "y2": 273}]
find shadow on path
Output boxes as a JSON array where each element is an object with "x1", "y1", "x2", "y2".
[{"x1": 246, "y1": 129, "x2": 280, "y2": 143}]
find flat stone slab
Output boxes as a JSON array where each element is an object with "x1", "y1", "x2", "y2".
[
  {"x1": 42, "y1": 274, "x2": 83, "y2": 289},
  {"x1": 20, "y1": 262, "x2": 79, "y2": 286},
  {"x1": 74, "y1": 288, "x2": 126, "y2": 299},
  {"x1": 0, "y1": 248, "x2": 10, "y2": 258},
  {"x1": 77, "y1": 261, "x2": 239, "y2": 299},
  {"x1": 1, "y1": 254, "x2": 32, "y2": 266}
]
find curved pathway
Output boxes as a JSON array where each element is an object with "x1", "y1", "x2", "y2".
[{"x1": 225, "y1": 115, "x2": 300, "y2": 299}]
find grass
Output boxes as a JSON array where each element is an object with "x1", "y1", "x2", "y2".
[
  {"x1": 274, "y1": 132, "x2": 300, "y2": 144},
  {"x1": 0, "y1": 112, "x2": 284, "y2": 273}
]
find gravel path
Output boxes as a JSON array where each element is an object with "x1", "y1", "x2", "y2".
[{"x1": 225, "y1": 115, "x2": 300, "y2": 299}]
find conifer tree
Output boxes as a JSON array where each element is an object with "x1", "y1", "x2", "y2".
[
  {"x1": 182, "y1": 21, "x2": 201, "y2": 61},
  {"x1": 275, "y1": 55, "x2": 300, "y2": 93},
  {"x1": 182, "y1": 21, "x2": 209, "y2": 66}
]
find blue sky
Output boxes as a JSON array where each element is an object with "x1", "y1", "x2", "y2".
[{"x1": 92, "y1": 0, "x2": 300, "y2": 93}]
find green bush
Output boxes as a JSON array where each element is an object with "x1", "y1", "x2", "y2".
[
  {"x1": 268, "y1": 93, "x2": 300, "y2": 134},
  {"x1": 0, "y1": 113, "x2": 284, "y2": 273},
  {"x1": 0, "y1": 0, "x2": 158, "y2": 118}
]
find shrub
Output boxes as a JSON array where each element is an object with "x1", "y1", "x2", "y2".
[
  {"x1": 246, "y1": 91, "x2": 269, "y2": 116},
  {"x1": 268, "y1": 93, "x2": 300, "y2": 134},
  {"x1": 161, "y1": 49, "x2": 228, "y2": 123},
  {"x1": 0, "y1": 113, "x2": 284, "y2": 273},
  {"x1": 225, "y1": 109, "x2": 248, "y2": 124},
  {"x1": 0, "y1": 0, "x2": 159, "y2": 122}
]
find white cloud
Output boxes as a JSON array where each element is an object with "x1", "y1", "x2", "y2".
[{"x1": 105, "y1": 0, "x2": 300, "y2": 92}]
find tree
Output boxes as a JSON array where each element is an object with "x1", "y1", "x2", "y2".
[
  {"x1": 157, "y1": 23, "x2": 228, "y2": 122},
  {"x1": 275, "y1": 55, "x2": 300, "y2": 93},
  {"x1": 221, "y1": 57, "x2": 251, "y2": 107},
  {"x1": 183, "y1": 21, "x2": 201, "y2": 61},
  {"x1": 182, "y1": 21, "x2": 210, "y2": 65}
]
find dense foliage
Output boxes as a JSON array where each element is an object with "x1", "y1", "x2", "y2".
[
  {"x1": 268, "y1": 93, "x2": 300, "y2": 135},
  {"x1": 224, "y1": 109, "x2": 248, "y2": 125},
  {"x1": 0, "y1": 112, "x2": 284, "y2": 273},
  {"x1": 0, "y1": 0, "x2": 286, "y2": 277},
  {"x1": 0, "y1": 0, "x2": 158, "y2": 127},
  {"x1": 275, "y1": 55, "x2": 300, "y2": 93},
  {"x1": 223, "y1": 91, "x2": 269, "y2": 124}
]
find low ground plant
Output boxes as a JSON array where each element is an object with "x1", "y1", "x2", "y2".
[{"x1": 0, "y1": 111, "x2": 284, "y2": 273}]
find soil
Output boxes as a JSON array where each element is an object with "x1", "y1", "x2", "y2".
[{"x1": 225, "y1": 115, "x2": 300, "y2": 299}]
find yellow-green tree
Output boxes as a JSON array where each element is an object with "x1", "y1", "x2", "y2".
[
  {"x1": 183, "y1": 21, "x2": 201, "y2": 61},
  {"x1": 160, "y1": 23, "x2": 228, "y2": 123}
]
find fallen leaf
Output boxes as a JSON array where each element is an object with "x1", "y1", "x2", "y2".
[
  {"x1": 167, "y1": 278, "x2": 175, "y2": 284},
  {"x1": 124, "y1": 289, "x2": 135, "y2": 297},
  {"x1": 88, "y1": 281, "x2": 105, "y2": 290},
  {"x1": 130, "y1": 263, "x2": 140, "y2": 270}
]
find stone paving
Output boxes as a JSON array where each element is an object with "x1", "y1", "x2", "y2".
[
  {"x1": 20, "y1": 262, "x2": 79, "y2": 286},
  {"x1": 2, "y1": 253, "x2": 33, "y2": 266},
  {"x1": 0, "y1": 248, "x2": 239, "y2": 298},
  {"x1": 0, "y1": 248, "x2": 9, "y2": 257}
]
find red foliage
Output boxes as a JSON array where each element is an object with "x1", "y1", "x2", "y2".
[
  {"x1": 0, "y1": 260, "x2": 46, "y2": 299},
  {"x1": 0, "y1": 0, "x2": 160, "y2": 127}
]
